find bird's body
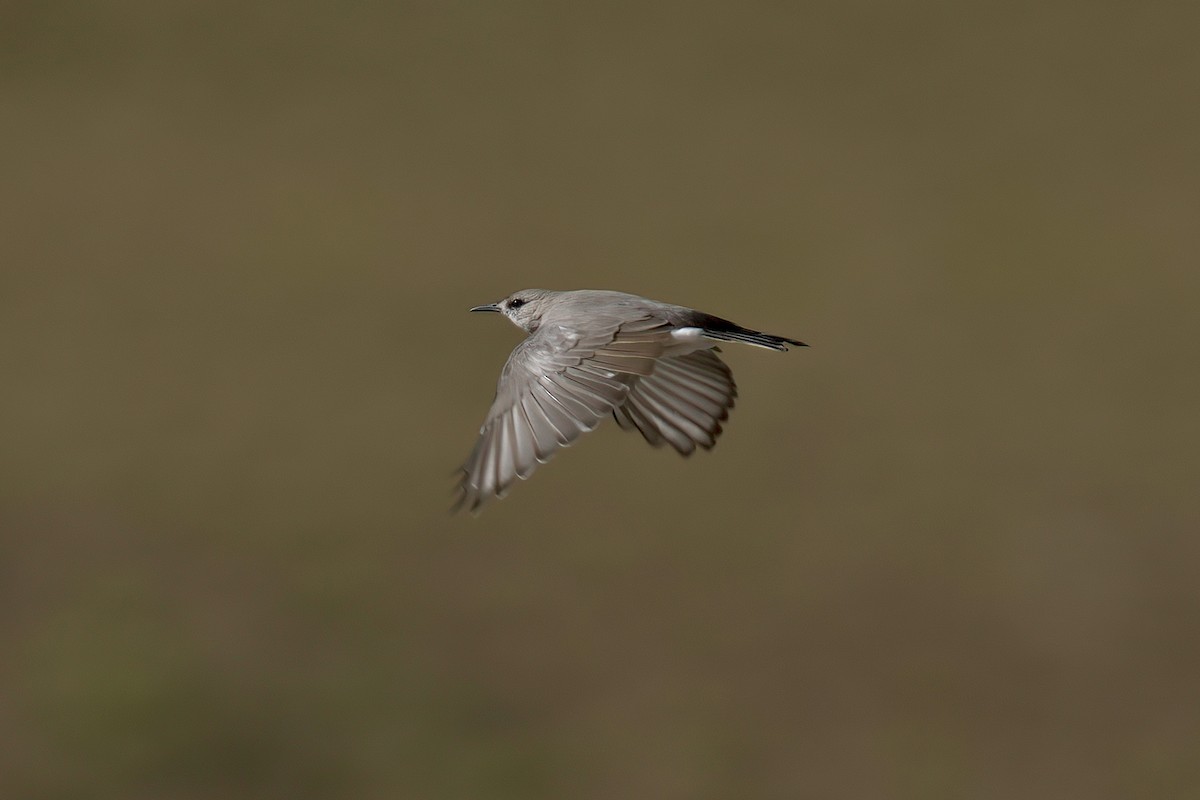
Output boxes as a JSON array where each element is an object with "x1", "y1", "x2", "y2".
[{"x1": 455, "y1": 289, "x2": 806, "y2": 512}]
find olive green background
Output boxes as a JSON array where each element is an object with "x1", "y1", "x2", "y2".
[{"x1": 3, "y1": 2, "x2": 1198, "y2": 798}]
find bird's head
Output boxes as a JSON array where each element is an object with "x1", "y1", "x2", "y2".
[{"x1": 470, "y1": 289, "x2": 553, "y2": 333}]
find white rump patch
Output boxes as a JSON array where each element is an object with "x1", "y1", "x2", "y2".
[{"x1": 666, "y1": 326, "x2": 712, "y2": 356}]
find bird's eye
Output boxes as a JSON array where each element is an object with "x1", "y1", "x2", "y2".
[{"x1": 508, "y1": 298, "x2": 525, "y2": 309}]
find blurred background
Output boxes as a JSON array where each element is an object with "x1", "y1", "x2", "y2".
[{"x1": 2, "y1": 1, "x2": 1198, "y2": 797}]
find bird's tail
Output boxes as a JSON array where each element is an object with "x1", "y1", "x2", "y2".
[{"x1": 700, "y1": 318, "x2": 807, "y2": 351}]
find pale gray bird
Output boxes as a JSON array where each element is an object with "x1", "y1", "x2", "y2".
[{"x1": 455, "y1": 289, "x2": 806, "y2": 512}]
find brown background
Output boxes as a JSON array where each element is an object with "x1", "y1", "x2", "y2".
[{"x1": 3, "y1": 2, "x2": 1199, "y2": 798}]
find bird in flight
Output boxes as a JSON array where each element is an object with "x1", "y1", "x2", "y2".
[{"x1": 455, "y1": 289, "x2": 806, "y2": 512}]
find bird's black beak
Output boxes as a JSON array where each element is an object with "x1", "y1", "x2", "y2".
[{"x1": 469, "y1": 303, "x2": 501, "y2": 313}]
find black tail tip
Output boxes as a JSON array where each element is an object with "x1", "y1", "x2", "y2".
[{"x1": 771, "y1": 335, "x2": 808, "y2": 349}]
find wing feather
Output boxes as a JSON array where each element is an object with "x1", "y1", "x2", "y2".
[
  {"x1": 612, "y1": 350, "x2": 738, "y2": 457},
  {"x1": 636, "y1": 380, "x2": 718, "y2": 443},
  {"x1": 624, "y1": 384, "x2": 700, "y2": 454},
  {"x1": 456, "y1": 317, "x2": 675, "y2": 511},
  {"x1": 519, "y1": 395, "x2": 561, "y2": 459}
]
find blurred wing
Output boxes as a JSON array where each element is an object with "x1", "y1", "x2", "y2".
[
  {"x1": 612, "y1": 349, "x2": 737, "y2": 455},
  {"x1": 455, "y1": 316, "x2": 672, "y2": 512}
]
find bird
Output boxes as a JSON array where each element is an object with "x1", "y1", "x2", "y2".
[{"x1": 454, "y1": 289, "x2": 806, "y2": 512}]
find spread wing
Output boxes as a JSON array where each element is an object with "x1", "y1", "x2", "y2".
[
  {"x1": 455, "y1": 316, "x2": 673, "y2": 512},
  {"x1": 612, "y1": 349, "x2": 738, "y2": 455}
]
